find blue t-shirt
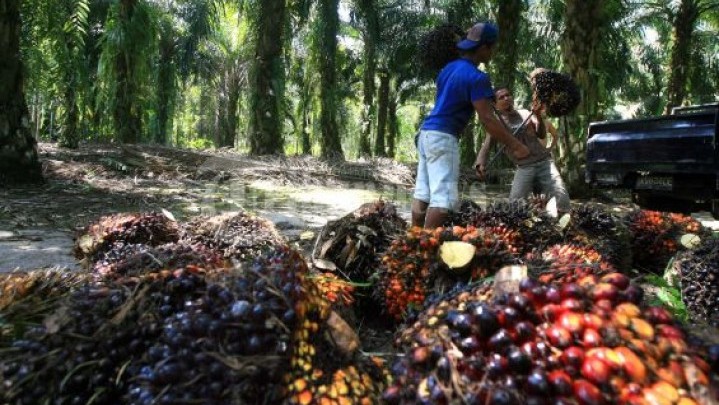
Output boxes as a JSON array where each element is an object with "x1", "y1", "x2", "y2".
[{"x1": 421, "y1": 58, "x2": 494, "y2": 137}]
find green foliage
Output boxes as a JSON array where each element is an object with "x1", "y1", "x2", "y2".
[{"x1": 643, "y1": 273, "x2": 689, "y2": 322}]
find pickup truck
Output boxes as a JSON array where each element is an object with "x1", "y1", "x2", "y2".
[{"x1": 585, "y1": 104, "x2": 719, "y2": 218}]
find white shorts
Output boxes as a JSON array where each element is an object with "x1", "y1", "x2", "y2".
[{"x1": 413, "y1": 130, "x2": 460, "y2": 210}]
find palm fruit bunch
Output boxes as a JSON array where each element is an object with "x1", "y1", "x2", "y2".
[
  {"x1": 626, "y1": 209, "x2": 707, "y2": 273},
  {"x1": 452, "y1": 198, "x2": 563, "y2": 256},
  {"x1": 563, "y1": 204, "x2": 632, "y2": 272},
  {"x1": 285, "y1": 310, "x2": 389, "y2": 405},
  {"x1": 180, "y1": 211, "x2": 285, "y2": 261},
  {"x1": 310, "y1": 272, "x2": 356, "y2": 308},
  {"x1": 92, "y1": 242, "x2": 228, "y2": 279},
  {"x1": 530, "y1": 68, "x2": 581, "y2": 117},
  {"x1": 675, "y1": 236, "x2": 719, "y2": 326},
  {"x1": 1, "y1": 267, "x2": 205, "y2": 405},
  {"x1": 384, "y1": 273, "x2": 716, "y2": 405},
  {"x1": 377, "y1": 225, "x2": 517, "y2": 320},
  {"x1": 314, "y1": 199, "x2": 407, "y2": 282},
  {"x1": 73, "y1": 212, "x2": 179, "y2": 261},
  {"x1": 418, "y1": 23, "x2": 463, "y2": 74},
  {"x1": 127, "y1": 249, "x2": 309, "y2": 404},
  {"x1": 284, "y1": 254, "x2": 388, "y2": 405},
  {"x1": 0, "y1": 270, "x2": 92, "y2": 342},
  {"x1": 526, "y1": 243, "x2": 619, "y2": 285},
  {"x1": 0, "y1": 247, "x2": 329, "y2": 405}
]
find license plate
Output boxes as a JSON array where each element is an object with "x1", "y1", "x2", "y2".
[{"x1": 636, "y1": 176, "x2": 673, "y2": 191}]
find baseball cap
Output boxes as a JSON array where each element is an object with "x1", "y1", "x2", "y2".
[{"x1": 457, "y1": 22, "x2": 499, "y2": 50}]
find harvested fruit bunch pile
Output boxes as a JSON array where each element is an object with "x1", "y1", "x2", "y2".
[
  {"x1": 73, "y1": 212, "x2": 179, "y2": 261},
  {"x1": 314, "y1": 200, "x2": 407, "y2": 282},
  {"x1": 0, "y1": 270, "x2": 92, "y2": 342},
  {"x1": 180, "y1": 211, "x2": 286, "y2": 260},
  {"x1": 675, "y1": 236, "x2": 719, "y2": 327},
  {"x1": 531, "y1": 69, "x2": 581, "y2": 117},
  {"x1": 626, "y1": 210, "x2": 707, "y2": 273},
  {"x1": 418, "y1": 24, "x2": 464, "y2": 73},
  {"x1": 377, "y1": 225, "x2": 517, "y2": 320},
  {"x1": 564, "y1": 204, "x2": 632, "y2": 272},
  {"x1": 93, "y1": 242, "x2": 228, "y2": 279},
  {"x1": 527, "y1": 243, "x2": 618, "y2": 284},
  {"x1": 448, "y1": 198, "x2": 563, "y2": 256},
  {"x1": 384, "y1": 273, "x2": 716, "y2": 404}
]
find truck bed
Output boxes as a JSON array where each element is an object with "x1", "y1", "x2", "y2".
[{"x1": 587, "y1": 111, "x2": 718, "y2": 174}]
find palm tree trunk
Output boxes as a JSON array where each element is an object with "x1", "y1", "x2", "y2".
[
  {"x1": 357, "y1": 0, "x2": 378, "y2": 157},
  {"x1": 155, "y1": 25, "x2": 175, "y2": 145},
  {"x1": 387, "y1": 79, "x2": 399, "y2": 158},
  {"x1": 114, "y1": 0, "x2": 142, "y2": 144},
  {"x1": 664, "y1": 0, "x2": 699, "y2": 114},
  {"x1": 60, "y1": 82, "x2": 79, "y2": 148},
  {"x1": 492, "y1": 0, "x2": 525, "y2": 91},
  {"x1": 374, "y1": 69, "x2": 389, "y2": 157},
  {"x1": 0, "y1": 0, "x2": 42, "y2": 184},
  {"x1": 560, "y1": 0, "x2": 604, "y2": 190},
  {"x1": 318, "y1": 0, "x2": 344, "y2": 160},
  {"x1": 249, "y1": 0, "x2": 287, "y2": 155}
]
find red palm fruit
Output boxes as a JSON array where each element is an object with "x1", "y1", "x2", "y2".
[
  {"x1": 623, "y1": 394, "x2": 651, "y2": 405},
  {"x1": 514, "y1": 321, "x2": 536, "y2": 343},
  {"x1": 541, "y1": 303, "x2": 564, "y2": 322},
  {"x1": 644, "y1": 306, "x2": 673, "y2": 324},
  {"x1": 561, "y1": 283, "x2": 584, "y2": 299},
  {"x1": 546, "y1": 325, "x2": 573, "y2": 348},
  {"x1": 411, "y1": 346, "x2": 430, "y2": 364},
  {"x1": 621, "y1": 284, "x2": 644, "y2": 304},
  {"x1": 651, "y1": 381, "x2": 679, "y2": 403},
  {"x1": 655, "y1": 360, "x2": 686, "y2": 387},
  {"x1": 593, "y1": 299, "x2": 613, "y2": 312},
  {"x1": 600, "y1": 273, "x2": 630, "y2": 290},
  {"x1": 545, "y1": 286, "x2": 562, "y2": 303},
  {"x1": 611, "y1": 311, "x2": 631, "y2": 328},
  {"x1": 629, "y1": 318, "x2": 655, "y2": 340},
  {"x1": 573, "y1": 380, "x2": 604, "y2": 405},
  {"x1": 656, "y1": 324, "x2": 684, "y2": 340},
  {"x1": 582, "y1": 328, "x2": 603, "y2": 348},
  {"x1": 559, "y1": 312, "x2": 585, "y2": 334},
  {"x1": 677, "y1": 398, "x2": 699, "y2": 405},
  {"x1": 641, "y1": 389, "x2": 672, "y2": 405},
  {"x1": 577, "y1": 275, "x2": 598, "y2": 287},
  {"x1": 562, "y1": 346, "x2": 586, "y2": 368},
  {"x1": 691, "y1": 355, "x2": 711, "y2": 373},
  {"x1": 614, "y1": 347, "x2": 647, "y2": 383},
  {"x1": 587, "y1": 347, "x2": 622, "y2": 371},
  {"x1": 561, "y1": 298, "x2": 584, "y2": 312},
  {"x1": 581, "y1": 357, "x2": 610, "y2": 385},
  {"x1": 614, "y1": 303, "x2": 641, "y2": 318},
  {"x1": 619, "y1": 383, "x2": 643, "y2": 402},
  {"x1": 608, "y1": 376, "x2": 627, "y2": 395},
  {"x1": 548, "y1": 370, "x2": 573, "y2": 396},
  {"x1": 583, "y1": 313, "x2": 604, "y2": 330},
  {"x1": 591, "y1": 283, "x2": 619, "y2": 302}
]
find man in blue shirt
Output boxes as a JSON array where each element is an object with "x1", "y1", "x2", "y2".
[{"x1": 412, "y1": 22, "x2": 530, "y2": 229}]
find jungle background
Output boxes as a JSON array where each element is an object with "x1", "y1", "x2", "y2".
[{"x1": 1, "y1": 0, "x2": 718, "y2": 190}]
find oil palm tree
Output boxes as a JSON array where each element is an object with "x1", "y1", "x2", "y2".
[
  {"x1": 248, "y1": 0, "x2": 288, "y2": 155},
  {"x1": 0, "y1": 0, "x2": 42, "y2": 183},
  {"x1": 316, "y1": 0, "x2": 344, "y2": 159}
]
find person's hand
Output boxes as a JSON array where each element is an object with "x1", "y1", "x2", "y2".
[
  {"x1": 508, "y1": 142, "x2": 530, "y2": 160},
  {"x1": 475, "y1": 163, "x2": 486, "y2": 180},
  {"x1": 531, "y1": 98, "x2": 545, "y2": 116}
]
